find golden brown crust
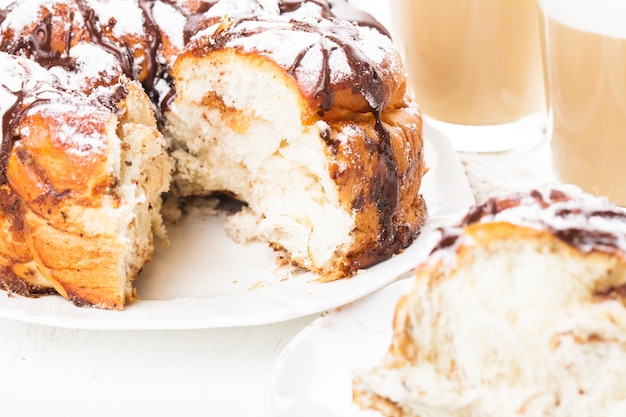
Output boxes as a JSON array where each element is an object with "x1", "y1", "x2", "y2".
[
  {"x1": 352, "y1": 386, "x2": 407, "y2": 417},
  {"x1": 323, "y1": 106, "x2": 426, "y2": 279},
  {"x1": 0, "y1": 187, "x2": 56, "y2": 298}
]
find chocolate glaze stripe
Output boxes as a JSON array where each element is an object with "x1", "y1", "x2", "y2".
[
  {"x1": 0, "y1": 9, "x2": 75, "y2": 71},
  {"x1": 279, "y1": 0, "x2": 332, "y2": 15},
  {"x1": 0, "y1": 85, "x2": 21, "y2": 186},
  {"x1": 277, "y1": 16, "x2": 399, "y2": 255},
  {"x1": 75, "y1": 0, "x2": 134, "y2": 78},
  {"x1": 278, "y1": 0, "x2": 391, "y2": 38},
  {"x1": 326, "y1": 0, "x2": 391, "y2": 38},
  {"x1": 0, "y1": 82, "x2": 56, "y2": 186},
  {"x1": 285, "y1": 29, "x2": 334, "y2": 111},
  {"x1": 0, "y1": 2, "x2": 15, "y2": 26},
  {"x1": 0, "y1": 0, "x2": 398, "y2": 219},
  {"x1": 431, "y1": 187, "x2": 626, "y2": 258},
  {"x1": 137, "y1": 0, "x2": 165, "y2": 96},
  {"x1": 159, "y1": 0, "x2": 216, "y2": 45}
]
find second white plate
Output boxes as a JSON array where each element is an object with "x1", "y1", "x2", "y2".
[{"x1": 268, "y1": 278, "x2": 411, "y2": 417}]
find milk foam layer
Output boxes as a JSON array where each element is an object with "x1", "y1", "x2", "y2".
[{"x1": 540, "y1": 0, "x2": 626, "y2": 39}]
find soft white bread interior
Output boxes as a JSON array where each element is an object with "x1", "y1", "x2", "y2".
[
  {"x1": 353, "y1": 185, "x2": 626, "y2": 417},
  {"x1": 167, "y1": 48, "x2": 359, "y2": 277}
]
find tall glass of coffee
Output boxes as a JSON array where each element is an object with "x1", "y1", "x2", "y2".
[
  {"x1": 538, "y1": 0, "x2": 626, "y2": 205},
  {"x1": 389, "y1": 0, "x2": 546, "y2": 151}
]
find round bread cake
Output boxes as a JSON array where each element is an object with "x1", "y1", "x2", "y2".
[
  {"x1": 0, "y1": 0, "x2": 426, "y2": 309},
  {"x1": 353, "y1": 185, "x2": 626, "y2": 417}
]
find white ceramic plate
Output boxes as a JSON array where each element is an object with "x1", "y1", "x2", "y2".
[
  {"x1": 0, "y1": 123, "x2": 473, "y2": 329},
  {"x1": 269, "y1": 278, "x2": 411, "y2": 417}
]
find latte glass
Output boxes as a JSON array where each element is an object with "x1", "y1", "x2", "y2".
[
  {"x1": 538, "y1": 0, "x2": 626, "y2": 205},
  {"x1": 389, "y1": 0, "x2": 546, "y2": 151}
]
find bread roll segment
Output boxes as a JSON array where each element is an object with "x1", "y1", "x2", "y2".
[
  {"x1": 166, "y1": 10, "x2": 425, "y2": 279},
  {"x1": 0, "y1": 54, "x2": 172, "y2": 309},
  {"x1": 354, "y1": 185, "x2": 626, "y2": 417}
]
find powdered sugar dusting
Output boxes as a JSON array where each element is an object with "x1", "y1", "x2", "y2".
[
  {"x1": 0, "y1": 0, "x2": 55, "y2": 30},
  {"x1": 20, "y1": 100, "x2": 109, "y2": 156},
  {"x1": 0, "y1": 53, "x2": 59, "y2": 138},
  {"x1": 87, "y1": 0, "x2": 145, "y2": 37},
  {"x1": 151, "y1": 1, "x2": 187, "y2": 50},
  {"x1": 47, "y1": 43, "x2": 122, "y2": 91},
  {"x1": 55, "y1": 104, "x2": 108, "y2": 156},
  {"x1": 328, "y1": 46, "x2": 351, "y2": 82},
  {"x1": 224, "y1": 18, "x2": 311, "y2": 66},
  {"x1": 205, "y1": 0, "x2": 279, "y2": 18},
  {"x1": 220, "y1": 13, "x2": 397, "y2": 99},
  {"x1": 0, "y1": 51, "x2": 111, "y2": 158}
]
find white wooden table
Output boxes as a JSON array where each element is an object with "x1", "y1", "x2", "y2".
[{"x1": 0, "y1": 2, "x2": 557, "y2": 416}]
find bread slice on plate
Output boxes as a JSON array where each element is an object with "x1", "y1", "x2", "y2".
[{"x1": 354, "y1": 185, "x2": 626, "y2": 417}]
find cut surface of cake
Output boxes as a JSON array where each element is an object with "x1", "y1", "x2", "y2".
[
  {"x1": 353, "y1": 185, "x2": 626, "y2": 417},
  {"x1": 165, "y1": 4, "x2": 425, "y2": 279}
]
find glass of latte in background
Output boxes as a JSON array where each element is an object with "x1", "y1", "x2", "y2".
[
  {"x1": 538, "y1": 0, "x2": 626, "y2": 205},
  {"x1": 389, "y1": 0, "x2": 546, "y2": 151}
]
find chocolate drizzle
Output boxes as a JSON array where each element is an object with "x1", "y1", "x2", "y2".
[
  {"x1": 278, "y1": 0, "x2": 391, "y2": 38},
  {"x1": 0, "y1": 0, "x2": 401, "y2": 238},
  {"x1": 137, "y1": 0, "x2": 165, "y2": 98},
  {"x1": 158, "y1": 1, "x2": 217, "y2": 45},
  {"x1": 372, "y1": 115, "x2": 399, "y2": 249},
  {"x1": 75, "y1": 0, "x2": 133, "y2": 78},
  {"x1": 276, "y1": 15, "x2": 399, "y2": 249},
  {"x1": 0, "y1": 2, "x2": 16, "y2": 29},
  {"x1": 431, "y1": 187, "x2": 626, "y2": 258},
  {"x1": 27, "y1": 14, "x2": 75, "y2": 70},
  {"x1": 279, "y1": 0, "x2": 331, "y2": 15},
  {"x1": 184, "y1": 3, "x2": 216, "y2": 44},
  {"x1": 0, "y1": 83, "x2": 53, "y2": 186},
  {"x1": 0, "y1": 0, "x2": 390, "y2": 110},
  {"x1": 1, "y1": 12, "x2": 76, "y2": 71},
  {"x1": 0, "y1": 87, "x2": 23, "y2": 186},
  {"x1": 285, "y1": 31, "x2": 335, "y2": 111},
  {"x1": 326, "y1": 0, "x2": 391, "y2": 38}
]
